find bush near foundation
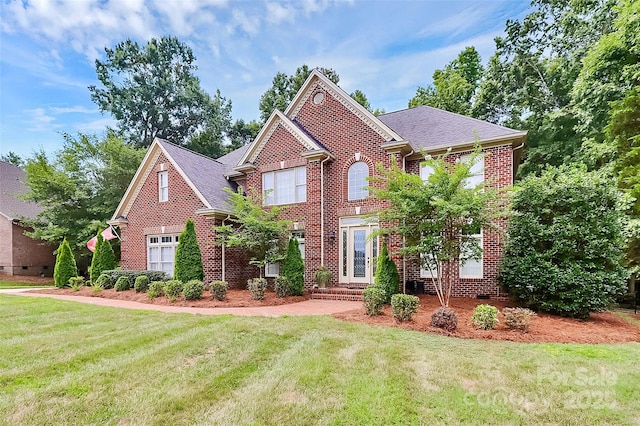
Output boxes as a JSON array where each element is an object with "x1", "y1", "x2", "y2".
[
  {"x1": 471, "y1": 304, "x2": 499, "y2": 330},
  {"x1": 148, "y1": 281, "x2": 164, "y2": 299},
  {"x1": 363, "y1": 286, "x2": 385, "y2": 316},
  {"x1": 210, "y1": 281, "x2": 228, "y2": 301},
  {"x1": 163, "y1": 280, "x2": 184, "y2": 302},
  {"x1": 430, "y1": 307, "x2": 458, "y2": 331},
  {"x1": 134, "y1": 275, "x2": 150, "y2": 293},
  {"x1": 391, "y1": 294, "x2": 419, "y2": 322},
  {"x1": 115, "y1": 276, "x2": 131, "y2": 292},
  {"x1": 184, "y1": 280, "x2": 204, "y2": 300}
]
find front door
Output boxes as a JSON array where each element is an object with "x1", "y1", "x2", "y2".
[{"x1": 340, "y1": 221, "x2": 378, "y2": 285}]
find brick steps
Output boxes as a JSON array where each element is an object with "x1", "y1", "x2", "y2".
[{"x1": 310, "y1": 287, "x2": 364, "y2": 301}]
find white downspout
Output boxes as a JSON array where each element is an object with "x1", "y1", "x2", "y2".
[
  {"x1": 320, "y1": 156, "x2": 330, "y2": 266},
  {"x1": 401, "y1": 149, "x2": 414, "y2": 294}
]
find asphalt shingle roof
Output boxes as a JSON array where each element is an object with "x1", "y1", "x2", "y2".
[
  {"x1": 0, "y1": 161, "x2": 42, "y2": 220},
  {"x1": 156, "y1": 140, "x2": 245, "y2": 210},
  {"x1": 378, "y1": 106, "x2": 523, "y2": 151}
]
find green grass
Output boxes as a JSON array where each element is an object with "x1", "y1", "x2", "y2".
[
  {"x1": 1, "y1": 295, "x2": 639, "y2": 425},
  {"x1": 0, "y1": 280, "x2": 53, "y2": 289}
]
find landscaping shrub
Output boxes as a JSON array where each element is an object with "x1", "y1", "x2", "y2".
[
  {"x1": 471, "y1": 304, "x2": 499, "y2": 330},
  {"x1": 134, "y1": 275, "x2": 150, "y2": 293},
  {"x1": 102, "y1": 270, "x2": 168, "y2": 284},
  {"x1": 89, "y1": 232, "x2": 115, "y2": 283},
  {"x1": 115, "y1": 276, "x2": 131, "y2": 292},
  {"x1": 391, "y1": 294, "x2": 419, "y2": 322},
  {"x1": 274, "y1": 276, "x2": 289, "y2": 298},
  {"x1": 96, "y1": 273, "x2": 115, "y2": 289},
  {"x1": 68, "y1": 276, "x2": 84, "y2": 291},
  {"x1": 148, "y1": 281, "x2": 164, "y2": 299},
  {"x1": 430, "y1": 307, "x2": 458, "y2": 331},
  {"x1": 91, "y1": 282, "x2": 103, "y2": 293},
  {"x1": 503, "y1": 307, "x2": 537, "y2": 332},
  {"x1": 499, "y1": 165, "x2": 627, "y2": 319},
  {"x1": 210, "y1": 281, "x2": 228, "y2": 301},
  {"x1": 174, "y1": 219, "x2": 204, "y2": 283},
  {"x1": 375, "y1": 241, "x2": 400, "y2": 304},
  {"x1": 282, "y1": 238, "x2": 304, "y2": 296},
  {"x1": 184, "y1": 280, "x2": 204, "y2": 300},
  {"x1": 54, "y1": 238, "x2": 77, "y2": 288},
  {"x1": 248, "y1": 278, "x2": 267, "y2": 300},
  {"x1": 163, "y1": 280, "x2": 183, "y2": 302},
  {"x1": 363, "y1": 286, "x2": 385, "y2": 316}
]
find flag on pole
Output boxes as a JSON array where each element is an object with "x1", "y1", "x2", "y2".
[{"x1": 87, "y1": 227, "x2": 118, "y2": 252}]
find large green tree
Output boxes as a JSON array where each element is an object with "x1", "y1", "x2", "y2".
[
  {"x1": 259, "y1": 65, "x2": 339, "y2": 122},
  {"x1": 214, "y1": 188, "x2": 291, "y2": 278},
  {"x1": 499, "y1": 165, "x2": 627, "y2": 318},
  {"x1": 472, "y1": 0, "x2": 618, "y2": 177},
  {"x1": 22, "y1": 132, "x2": 144, "y2": 259},
  {"x1": 369, "y1": 149, "x2": 504, "y2": 307},
  {"x1": 409, "y1": 46, "x2": 483, "y2": 116},
  {"x1": 89, "y1": 37, "x2": 231, "y2": 149},
  {"x1": 227, "y1": 119, "x2": 262, "y2": 151}
]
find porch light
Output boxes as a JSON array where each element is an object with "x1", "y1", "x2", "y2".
[{"x1": 328, "y1": 231, "x2": 336, "y2": 240}]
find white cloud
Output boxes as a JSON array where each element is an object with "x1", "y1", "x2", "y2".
[
  {"x1": 74, "y1": 116, "x2": 117, "y2": 133},
  {"x1": 24, "y1": 108, "x2": 60, "y2": 133},
  {"x1": 265, "y1": 2, "x2": 296, "y2": 24},
  {"x1": 226, "y1": 8, "x2": 261, "y2": 36},
  {"x1": 50, "y1": 106, "x2": 98, "y2": 114}
]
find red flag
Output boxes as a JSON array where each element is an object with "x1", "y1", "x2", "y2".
[
  {"x1": 87, "y1": 236, "x2": 98, "y2": 252},
  {"x1": 101, "y1": 226, "x2": 116, "y2": 241}
]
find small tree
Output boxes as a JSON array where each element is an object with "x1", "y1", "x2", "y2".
[
  {"x1": 54, "y1": 238, "x2": 77, "y2": 288},
  {"x1": 374, "y1": 241, "x2": 400, "y2": 304},
  {"x1": 282, "y1": 238, "x2": 304, "y2": 296},
  {"x1": 499, "y1": 165, "x2": 627, "y2": 319},
  {"x1": 369, "y1": 148, "x2": 504, "y2": 307},
  {"x1": 90, "y1": 232, "x2": 115, "y2": 283},
  {"x1": 174, "y1": 219, "x2": 204, "y2": 282},
  {"x1": 214, "y1": 188, "x2": 290, "y2": 278}
]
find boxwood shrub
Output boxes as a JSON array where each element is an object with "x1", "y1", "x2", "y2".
[
  {"x1": 391, "y1": 294, "x2": 419, "y2": 322},
  {"x1": 363, "y1": 286, "x2": 385, "y2": 316},
  {"x1": 471, "y1": 304, "x2": 499, "y2": 330},
  {"x1": 134, "y1": 275, "x2": 150, "y2": 293},
  {"x1": 163, "y1": 280, "x2": 183, "y2": 302},
  {"x1": 148, "y1": 281, "x2": 164, "y2": 299},
  {"x1": 248, "y1": 278, "x2": 267, "y2": 300},
  {"x1": 115, "y1": 276, "x2": 131, "y2": 292},
  {"x1": 184, "y1": 280, "x2": 204, "y2": 300},
  {"x1": 210, "y1": 281, "x2": 228, "y2": 301},
  {"x1": 102, "y1": 269, "x2": 168, "y2": 284}
]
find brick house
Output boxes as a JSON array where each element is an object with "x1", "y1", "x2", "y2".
[
  {"x1": 0, "y1": 161, "x2": 56, "y2": 277},
  {"x1": 110, "y1": 70, "x2": 526, "y2": 298}
]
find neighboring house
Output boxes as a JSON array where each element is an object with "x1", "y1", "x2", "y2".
[
  {"x1": 111, "y1": 70, "x2": 526, "y2": 298},
  {"x1": 0, "y1": 161, "x2": 56, "y2": 277}
]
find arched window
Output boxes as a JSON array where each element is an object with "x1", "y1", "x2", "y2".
[{"x1": 348, "y1": 161, "x2": 369, "y2": 200}]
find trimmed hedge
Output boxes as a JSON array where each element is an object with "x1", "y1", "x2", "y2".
[
  {"x1": 134, "y1": 275, "x2": 150, "y2": 293},
  {"x1": 115, "y1": 276, "x2": 131, "y2": 292},
  {"x1": 96, "y1": 273, "x2": 115, "y2": 289},
  {"x1": 102, "y1": 270, "x2": 168, "y2": 283},
  {"x1": 210, "y1": 281, "x2": 228, "y2": 301},
  {"x1": 248, "y1": 278, "x2": 267, "y2": 300},
  {"x1": 184, "y1": 280, "x2": 204, "y2": 300},
  {"x1": 163, "y1": 280, "x2": 183, "y2": 302},
  {"x1": 363, "y1": 286, "x2": 385, "y2": 316},
  {"x1": 274, "y1": 276, "x2": 289, "y2": 298},
  {"x1": 148, "y1": 281, "x2": 164, "y2": 299}
]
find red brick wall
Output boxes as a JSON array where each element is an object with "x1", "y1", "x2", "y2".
[
  {"x1": 0, "y1": 218, "x2": 55, "y2": 277},
  {"x1": 120, "y1": 153, "x2": 253, "y2": 287}
]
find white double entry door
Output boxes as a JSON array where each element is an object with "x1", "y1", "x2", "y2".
[{"x1": 339, "y1": 217, "x2": 378, "y2": 285}]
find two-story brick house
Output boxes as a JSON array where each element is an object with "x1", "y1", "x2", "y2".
[{"x1": 110, "y1": 70, "x2": 526, "y2": 298}]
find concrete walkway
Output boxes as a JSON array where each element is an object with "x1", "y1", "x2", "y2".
[{"x1": 1, "y1": 288, "x2": 362, "y2": 317}]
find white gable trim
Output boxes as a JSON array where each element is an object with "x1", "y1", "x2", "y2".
[
  {"x1": 237, "y1": 110, "x2": 322, "y2": 166},
  {"x1": 285, "y1": 70, "x2": 404, "y2": 143},
  {"x1": 111, "y1": 139, "x2": 212, "y2": 220}
]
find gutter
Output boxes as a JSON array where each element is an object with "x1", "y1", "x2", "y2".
[{"x1": 320, "y1": 156, "x2": 331, "y2": 266}]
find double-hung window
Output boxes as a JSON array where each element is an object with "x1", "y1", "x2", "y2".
[
  {"x1": 462, "y1": 154, "x2": 484, "y2": 189},
  {"x1": 460, "y1": 229, "x2": 483, "y2": 278},
  {"x1": 147, "y1": 234, "x2": 179, "y2": 276},
  {"x1": 262, "y1": 166, "x2": 306, "y2": 206},
  {"x1": 158, "y1": 171, "x2": 168, "y2": 202}
]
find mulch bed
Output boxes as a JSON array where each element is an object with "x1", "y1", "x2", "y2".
[
  {"x1": 33, "y1": 287, "x2": 309, "y2": 308},
  {"x1": 333, "y1": 294, "x2": 640, "y2": 344}
]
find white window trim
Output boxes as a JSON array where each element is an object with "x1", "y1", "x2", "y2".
[
  {"x1": 262, "y1": 166, "x2": 306, "y2": 206},
  {"x1": 460, "y1": 231, "x2": 483, "y2": 278},
  {"x1": 158, "y1": 171, "x2": 168, "y2": 202},
  {"x1": 147, "y1": 234, "x2": 179, "y2": 276},
  {"x1": 265, "y1": 262, "x2": 280, "y2": 278},
  {"x1": 348, "y1": 161, "x2": 369, "y2": 200}
]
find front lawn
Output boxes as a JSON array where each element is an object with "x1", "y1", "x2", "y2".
[
  {"x1": 1, "y1": 295, "x2": 639, "y2": 425},
  {"x1": 0, "y1": 280, "x2": 53, "y2": 289}
]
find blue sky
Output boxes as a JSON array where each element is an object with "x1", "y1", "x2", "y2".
[{"x1": 0, "y1": 0, "x2": 530, "y2": 159}]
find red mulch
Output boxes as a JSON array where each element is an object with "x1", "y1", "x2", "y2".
[
  {"x1": 33, "y1": 286, "x2": 309, "y2": 308},
  {"x1": 333, "y1": 295, "x2": 640, "y2": 344}
]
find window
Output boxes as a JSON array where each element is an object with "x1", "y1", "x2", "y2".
[
  {"x1": 158, "y1": 171, "x2": 168, "y2": 202},
  {"x1": 460, "y1": 231, "x2": 483, "y2": 278},
  {"x1": 462, "y1": 155, "x2": 484, "y2": 189},
  {"x1": 420, "y1": 253, "x2": 440, "y2": 279},
  {"x1": 262, "y1": 166, "x2": 306, "y2": 206},
  {"x1": 348, "y1": 161, "x2": 369, "y2": 200},
  {"x1": 420, "y1": 164, "x2": 434, "y2": 182},
  {"x1": 265, "y1": 232, "x2": 305, "y2": 277},
  {"x1": 147, "y1": 234, "x2": 179, "y2": 276}
]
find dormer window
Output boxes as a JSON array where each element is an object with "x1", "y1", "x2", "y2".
[
  {"x1": 348, "y1": 161, "x2": 369, "y2": 200},
  {"x1": 158, "y1": 171, "x2": 168, "y2": 202}
]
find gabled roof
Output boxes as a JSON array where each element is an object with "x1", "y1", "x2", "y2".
[
  {"x1": 0, "y1": 161, "x2": 42, "y2": 221},
  {"x1": 378, "y1": 106, "x2": 527, "y2": 152},
  {"x1": 111, "y1": 138, "x2": 238, "y2": 219},
  {"x1": 236, "y1": 109, "x2": 324, "y2": 166}
]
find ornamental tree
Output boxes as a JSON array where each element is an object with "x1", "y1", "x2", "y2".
[
  {"x1": 499, "y1": 165, "x2": 627, "y2": 319},
  {"x1": 90, "y1": 232, "x2": 115, "y2": 283},
  {"x1": 54, "y1": 238, "x2": 77, "y2": 288},
  {"x1": 174, "y1": 219, "x2": 204, "y2": 282},
  {"x1": 374, "y1": 240, "x2": 400, "y2": 304},
  {"x1": 282, "y1": 238, "x2": 304, "y2": 296},
  {"x1": 369, "y1": 148, "x2": 504, "y2": 307},
  {"x1": 214, "y1": 188, "x2": 290, "y2": 278}
]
